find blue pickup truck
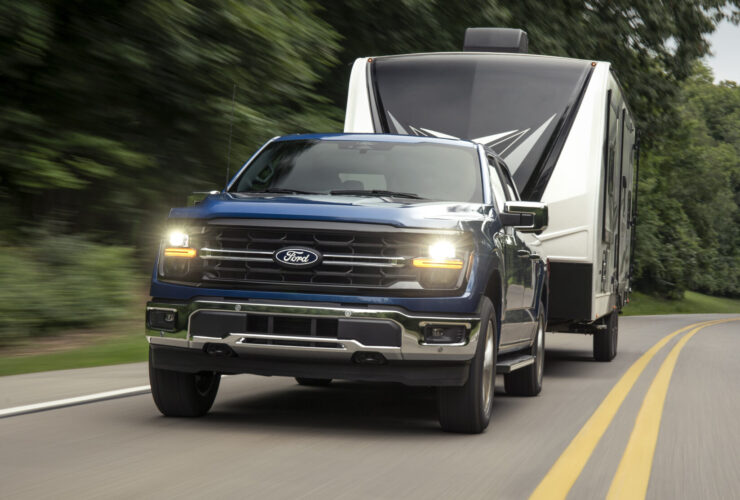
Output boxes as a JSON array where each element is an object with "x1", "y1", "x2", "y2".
[{"x1": 146, "y1": 133, "x2": 549, "y2": 433}]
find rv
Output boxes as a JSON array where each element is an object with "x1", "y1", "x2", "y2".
[{"x1": 343, "y1": 28, "x2": 637, "y2": 361}]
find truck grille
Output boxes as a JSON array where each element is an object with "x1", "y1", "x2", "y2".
[{"x1": 187, "y1": 223, "x2": 468, "y2": 291}]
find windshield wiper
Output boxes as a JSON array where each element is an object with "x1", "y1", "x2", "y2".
[
  {"x1": 329, "y1": 189, "x2": 425, "y2": 199},
  {"x1": 253, "y1": 187, "x2": 318, "y2": 195}
]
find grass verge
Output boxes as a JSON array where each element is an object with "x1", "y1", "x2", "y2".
[
  {"x1": 623, "y1": 290, "x2": 740, "y2": 316},
  {"x1": 0, "y1": 329, "x2": 147, "y2": 377}
]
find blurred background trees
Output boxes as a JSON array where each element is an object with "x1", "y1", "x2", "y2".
[
  {"x1": 0, "y1": 0, "x2": 340, "y2": 247},
  {"x1": 0, "y1": 0, "x2": 738, "y2": 337}
]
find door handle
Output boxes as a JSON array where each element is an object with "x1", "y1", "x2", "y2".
[{"x1": 517, "y1": 249, "x2": 531, "y2": 258}]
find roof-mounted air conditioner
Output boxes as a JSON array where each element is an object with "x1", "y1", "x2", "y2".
[{"x1": 463, "y1": 27, "x2": 528, "y2": 53}]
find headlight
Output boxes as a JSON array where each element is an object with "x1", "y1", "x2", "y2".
[
  {"x1": 160, "y1": 228, "x2": 199, "y2": 281},
  {"x1": 413, "y1": 240, "x2": 466, "y2": 289},
  {"x1": 414, "y1": 241, "x2": 463, "y2": 270},
  {"x1": 164, "y1": 229, "x2": 196, "y2": 258},
  {"x1": 428, "y1": 241, "x2": 456, "y2": 259},
  {"x1": 167, "y1": 230, "x2": 189, "y2": 248}
]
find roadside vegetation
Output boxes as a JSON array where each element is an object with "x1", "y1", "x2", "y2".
[
  {"x1": 0, "y1": 234, "x2": 138, "y2": 345},
  {"x1": 0, "y1": 326, "x2": 146, "y2": 377},
  {"x1": 623, "y1": 291, "x2": 740, "y2": 317},
  {"x1": 0, "y1": 2, "x2": 738, "y2": 370}
]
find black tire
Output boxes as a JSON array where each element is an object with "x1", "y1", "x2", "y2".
[
  {"x1": 593, "y1": 312, "x2": 618, "y2": 362},
  {"x1": 437, "y1": 297, "x2": 497, "y2": 434},
  {"x1": 295, "y1": 377, "x2": 332, "y2": 386},
  {"x1": 504, "y1": 302, "x2": 545, "y2": 396},
  {"x1": 149, "y1": 348, "x2": 220, "y2": 417}
]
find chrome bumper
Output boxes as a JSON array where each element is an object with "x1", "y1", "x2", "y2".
[{"x1": 147, "y1": 299, "x2": 481, "y2": 362}]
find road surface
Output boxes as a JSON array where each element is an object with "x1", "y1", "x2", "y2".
[{"x1": 1, "y1": 314, "x2": 738, "y2": 499}]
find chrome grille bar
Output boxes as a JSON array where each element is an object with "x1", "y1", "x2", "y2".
[{"x1": 199, "y1": 248, "x2": 409, "y2": 268}]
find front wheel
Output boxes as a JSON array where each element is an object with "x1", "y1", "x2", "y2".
[
  {"x1": 437, "y1": 297, "x2": 497, "y2": 434},
  {"x1": 149, "y1": 348, "x2": 220, "y2": 417},
  {"x1": 593, "y1": 312, "x2": 618, "y2": 362}
]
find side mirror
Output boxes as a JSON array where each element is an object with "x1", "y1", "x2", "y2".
[
  {"x1": 187, "y1": 190, "x2": 220, "y2": 207},
  {"x1": 500, "y1": 201, "x2": 548, "y2": 234}
]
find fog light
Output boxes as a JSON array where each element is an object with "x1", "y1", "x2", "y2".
[
  {"x1": 147, "y1": 309, "x2": 177, "y2": 331},
  {"x1": 422, "y1": 324, "x2": 466, "y2": 344}
]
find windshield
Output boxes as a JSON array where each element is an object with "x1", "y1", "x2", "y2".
[
  {"x1": 372, "y1": 54, "x2": 592, "y2": 200},
  {"x1": 229, "y1": 139, "x2": 482, "y2": 203}
]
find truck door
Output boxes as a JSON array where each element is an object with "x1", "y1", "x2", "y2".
[
  {"x1": 498, "y1": 159, "x2": 537, "y2": 341},
  {"x1": 489, "y1": 156, "x2": 533, "y2": 345}
]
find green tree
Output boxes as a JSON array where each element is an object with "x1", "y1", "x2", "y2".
[
  {"x1": 634, "y1": 64, "x2": 740, "y2": 297},
  {"x1": 0, "y1": 0, "x2": 340, "y2": 246}
]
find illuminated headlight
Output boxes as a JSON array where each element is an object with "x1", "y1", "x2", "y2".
[
  {"x1": 414, "y1": 240, "x2": 467, "y2": 289},
  {"x1": 168, "y1": 230, "x2": 189, "y2": 248},
  {"x1": 414, "y1": 241, "x2": 463, "y2": 270},
  {"x1": 429, "y1": 241, "x2": 456, "y2": 259},
  {"x1": 161, "y1": 228, "x2": 199, "y2": 280}
]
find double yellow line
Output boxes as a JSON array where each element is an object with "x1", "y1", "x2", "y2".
[{"x1": 529, "y1": 317, "x2": 740, "y2": 500}]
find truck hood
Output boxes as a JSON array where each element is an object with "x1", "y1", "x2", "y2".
[{"x1": 168, "y1": 193, "x2": 490, "y2": 230}]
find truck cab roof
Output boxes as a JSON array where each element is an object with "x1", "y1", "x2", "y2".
[{"x1": 272, "y1": 132, "x2": 480, "y2": 150}]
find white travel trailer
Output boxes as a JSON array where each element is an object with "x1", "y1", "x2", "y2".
[{"x1": 343, "y1": 28, "x2": 637, "y2": 361}]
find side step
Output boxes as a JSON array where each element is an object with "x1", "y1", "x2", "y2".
[{"x1": 496, "y1": 354, "x2": 535, "y2": 374}]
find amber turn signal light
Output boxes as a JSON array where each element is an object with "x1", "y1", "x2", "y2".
[
  {"x1": 412, "y1": 258, "x2": 464, "y2": 270},
  {"x1": 164, "y1": 247, "x2": 197, "y2": 258}
]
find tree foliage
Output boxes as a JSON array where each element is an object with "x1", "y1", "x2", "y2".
[
  {"x1": 634, "y1": 65, "x2": 740, "y2": 297},
  {"x1": 0, "y1": 0, "x2": 340, "y2": 246}
]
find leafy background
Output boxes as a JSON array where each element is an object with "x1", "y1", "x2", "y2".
[{"x1": 0, "y1": 0, "x2": 738, "y2": 339}]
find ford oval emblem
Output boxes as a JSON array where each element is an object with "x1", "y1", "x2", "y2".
[{"x1": 274, "y1": 247, "x2": 322, "y2": 268}]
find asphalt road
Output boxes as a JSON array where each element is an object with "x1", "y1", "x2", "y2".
[{"x1": 1, "y1": 314, "x2": 738, "y2": 500}]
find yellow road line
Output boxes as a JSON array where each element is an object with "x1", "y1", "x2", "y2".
[
  {"x1": 606, "y1": 317, "x2": 740, "y2": 500},
  {"x1": 529, "y1": 319, "x2": 723, "y2": 500}
]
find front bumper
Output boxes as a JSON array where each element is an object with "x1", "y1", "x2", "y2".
[
  {"x1": 146, "y1": 298, "x2": 481, "y2": 385},
  {"x1": 149, "y1": 344, "x2": 471, "y2": 386}
]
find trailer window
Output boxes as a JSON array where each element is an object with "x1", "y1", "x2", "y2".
[{"x1": 602, "y1": 89, "x2": 623, "y2": 244}]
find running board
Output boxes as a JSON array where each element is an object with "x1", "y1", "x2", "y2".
[{"x1": 496, "y1": 354, "x2": 535, "y2": 374}]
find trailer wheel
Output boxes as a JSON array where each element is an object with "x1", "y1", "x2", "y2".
[
  {"x1": 437, "y1": 297, "x2": 497, "y2": 434},
  {"x1": 149, "y1": 348, "x2": 220, "y2": 417},
  {"x1": 593, "y1": 312, "x2": 618, "y2": 361},
  {"x1": 504, "y1": 302, "x2": 545, "y2": 396}
]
